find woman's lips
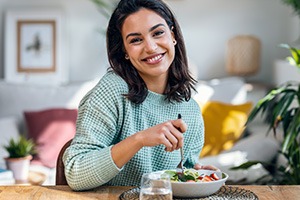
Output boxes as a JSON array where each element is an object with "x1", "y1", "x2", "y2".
[{"x1": 142, "y1": 53, "x2": 165, "y2": 64}]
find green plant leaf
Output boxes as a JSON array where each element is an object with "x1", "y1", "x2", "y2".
[
  {"x1": 246, "y1": 85, "x2": 289, "y2": 125},
  {"x1": 282, "y1": 108, "x2": 300, "y2": 152},
  {"x1": 271, "y1": 89, "x2": 297, "y2": 127},
  {"x1": 289, "y1": 48, "x2": 300, "y2": 66},
  {"x1": 279, "y1": 43, "x2": 300, "y2": 68},
  {"x1": 282, "y1": 109, "x2": 294, "y2": 136},
  {"x1": 3, "y1": 135, "x2": 36, "y2": 158},
  {"x1": 230, "y1": 161, "x2": 264, "y2": 170}
]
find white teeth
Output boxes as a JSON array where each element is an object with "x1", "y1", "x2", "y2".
[{"x1": 147, "y1": 55, "x2": 162, "y2": 63}]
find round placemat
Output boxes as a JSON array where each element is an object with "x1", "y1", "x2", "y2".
[{"x1": 119, "y1": 186, "x2": 259, "y2": 200}]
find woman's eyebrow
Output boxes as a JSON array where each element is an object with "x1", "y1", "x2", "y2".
[
  {"x1": 126, "y1": 32, "x2": 141, "y2": 40},
  {"x1": 149, "y1": 23, "x2": 165, "y2": 32},
  {"x1": 125, "y1": 23, "x2": 166, "y2": 40}
]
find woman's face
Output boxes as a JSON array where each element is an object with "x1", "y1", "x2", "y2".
[{"x1": 121, "y1": 8, "x2": 176, "y2": 85}]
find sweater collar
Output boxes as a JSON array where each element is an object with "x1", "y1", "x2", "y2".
[{"x1": 146, "y1": 90, "x2": 170, "y2": 105}]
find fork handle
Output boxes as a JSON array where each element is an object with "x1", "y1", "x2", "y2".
[
  {"x1": 180, "y1": 147, "x2": 184, "y2": 161},
  {"x1": 178, "y1": 113, "x2": 184, "y2": 164}
]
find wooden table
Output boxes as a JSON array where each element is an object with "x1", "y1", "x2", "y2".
[{"x1": 0, "y1": 185, "x2": 299, "y2": 200}]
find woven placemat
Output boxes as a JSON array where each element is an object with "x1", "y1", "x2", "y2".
[{"x1": 119, "y1": 186, "x2": 259, "y2": 200}]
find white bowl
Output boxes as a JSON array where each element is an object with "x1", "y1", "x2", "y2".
[{"x1": 158, "y1": 169, "x2": 228, "y2": 198}]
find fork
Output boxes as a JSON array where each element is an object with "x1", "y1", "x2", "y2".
[
  {"x1": 176, "y1": 114, "x2": 185, "y2": 174},
  {"x1": 177, "y1": 144, "x2": 184, "y2": 174}
]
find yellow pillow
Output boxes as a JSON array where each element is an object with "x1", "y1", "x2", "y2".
[{"x1": 197, "y1": 101, "x2": 253, "y2": 158}]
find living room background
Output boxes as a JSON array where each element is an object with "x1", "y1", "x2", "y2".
[
  {"x1": 0, "y1": 0, "x2": 298, "y2": 85},
  {"x1": 0, "y1": 0, "x2": 298, "y2": 186}
]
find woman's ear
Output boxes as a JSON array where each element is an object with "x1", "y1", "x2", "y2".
[{"x1": 171, "y1": 26, "x2": 176, "y2": 44}]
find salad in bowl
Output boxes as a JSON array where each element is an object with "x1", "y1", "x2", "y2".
[
  {"x1": 164, "y1": 168, "x2": 221, "y2": 182},
  {"x1": 162, "y1": 168, "x2": 228, "y2": 197}
]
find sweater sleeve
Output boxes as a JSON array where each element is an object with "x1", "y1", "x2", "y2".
[{"x1": 63, "y1": 72, "x2": 127, "y2": 191}]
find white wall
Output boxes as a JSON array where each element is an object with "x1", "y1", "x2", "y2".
[
  {"x1": 167, "y1": 0, "x2": 299, "y2": 84},
  {"x1": 0, "y1": 0, "x2": 298, "y2": 84}
]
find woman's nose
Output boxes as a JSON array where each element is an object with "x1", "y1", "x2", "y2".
[{"x1": 144, "y1": 39, "x2": 157, "y2": 52}]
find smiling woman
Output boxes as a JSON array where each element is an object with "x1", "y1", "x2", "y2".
[{"x1": 63, "y1": 0, "x2": 216, "y2": 191}]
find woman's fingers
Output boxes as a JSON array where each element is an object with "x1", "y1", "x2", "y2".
[
  {"x1": 137, "y1": 117, "x2": 186, "y2": 151},
  {"x1": 164, "y1": 120, "x2": 185, "y2": 151},
  {"x1": 194, "y1": 163, "x2": 220, "y2": 171},
  {"x1": 163, "y1": 128, "x2": 182, "y2": 151},
  {"x1": 172, "y1": 118, "x2": 187, "y2": 133},
  {"x1": 167, "y1": 125, "x2": 183, "y2": 150}
]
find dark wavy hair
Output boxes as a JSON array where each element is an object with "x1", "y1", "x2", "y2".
[{"x1": 106, "y1": 0, "x2": 196, "y2": 104}]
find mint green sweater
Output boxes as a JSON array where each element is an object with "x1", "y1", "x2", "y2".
[{"x1": 63, "y1": 71, "x2": 204, "y2": 191}]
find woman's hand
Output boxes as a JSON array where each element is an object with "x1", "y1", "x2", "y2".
[
  {"x1": 135, "y1": 117, "x2": 187, "y2": 152},
  {"x1": 194, "y1": 163, "x2": 221, "y2": 171}
]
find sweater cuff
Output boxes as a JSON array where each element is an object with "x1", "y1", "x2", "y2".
[
  {"x1": 108, "y1": 145, "x2": 123, "y2": 171},
  {"x1": 94, "y1": 145, "x2": 122, "y2": 183}
]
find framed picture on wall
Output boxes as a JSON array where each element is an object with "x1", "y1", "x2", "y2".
[
  {"x1": 5, "y1": 10, "x2": 67, "y2": 85},
  {"x1": 17, "y1": 20, "x2": 56, "y2": 73}
]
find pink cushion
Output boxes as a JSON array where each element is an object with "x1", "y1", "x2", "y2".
[{"x1": 24, "y1": 108, "x2": 77, "y2": 168}]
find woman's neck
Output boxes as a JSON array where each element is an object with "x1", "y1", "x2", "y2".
[
  {"x1": 137, "y1": 71, "x2": 168, "y2": 94},
  {"x1": 145, "y1": 77, "x2": 167, "y2": 94}
]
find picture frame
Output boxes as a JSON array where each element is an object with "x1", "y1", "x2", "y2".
[
  {"x1": 17, "y1": 20, "x2": 56, "y2": 73},
  {"x1": 5, "y1": 9, "x2": 67, "y2": 85}
]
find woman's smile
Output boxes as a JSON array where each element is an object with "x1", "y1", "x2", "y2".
[{"x1": 142, "y1": 52, "x2": 165, "y2": 64}]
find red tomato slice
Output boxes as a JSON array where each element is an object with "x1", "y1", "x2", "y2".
[{"x1": 210, "y1": 173, "x2": 220, "y2": 180}]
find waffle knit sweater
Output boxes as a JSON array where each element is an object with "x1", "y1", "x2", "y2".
[{"x1": 63, "y1": 71, "x2": 204, "y2": 191}]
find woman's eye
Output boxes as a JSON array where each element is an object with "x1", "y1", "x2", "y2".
[
  {"x1": 153, "y1": 30, "x2": 164, "y2": 37},
  {"x1": 130, "y1": 38, "x2": 142, "y2": 44}
]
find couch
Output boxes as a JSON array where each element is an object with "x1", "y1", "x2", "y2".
[
  {"x1": 0, "y1": 76, "x2": 280, "y2": 185},
  {"x1": 0, "y1": 79, "x2": 98, "y2": 185}
]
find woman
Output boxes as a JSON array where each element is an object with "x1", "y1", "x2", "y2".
[{"x1": 63, "y1": 0, "x2": 214, "y2": 191}]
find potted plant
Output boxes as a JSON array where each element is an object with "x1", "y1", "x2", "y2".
[
  {"x1": 3, "y1": 135, "x2": 36, "y2": 183},
  {"x1": 231, "y1": 44, "x2": 300, "y2": 185}
]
